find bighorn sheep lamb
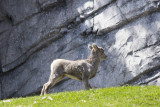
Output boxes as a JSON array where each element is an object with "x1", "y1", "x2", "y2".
[{"x1": 41, "y1": 43, "x2": 107, "y2": 95}]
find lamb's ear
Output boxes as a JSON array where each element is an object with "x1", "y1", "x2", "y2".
[
  {"x1": 92, "y1": 43, "x2": 98, "y2": 50},
  {"x1": 88, "y1": 44, "x2": 93, "y2": 50}
]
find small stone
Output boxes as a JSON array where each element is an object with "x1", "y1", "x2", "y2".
[
  {"x1": 157, "y1": 2, "x2": 160, "y2": 8},
  {"x1": 92, "y1": 28, "x2": 98, "y2": 34},
  {"x1": 79, "y1": 15, "x2": 85, "y2": 20},
  {"x1": 96, "y1": 29, "x2": 103, "y2": 36},
  {"x1": 60, "y1": 28, "x2": 68, "y2": 33},
  {"x1": 47, "y1": 96, "x2": 53, "y2": 101},
  {"x1": 68, "y1": 24, "x2": 73, "y2": 29},
  {"x1": 50, "y1": 28, "x2": 60, "y2": 34},
  {"x1": 76, "y1": 17, "x2": 81, "y2": 23},
  {"x1": 86, "y1": 28, "x2": 92, "y2": 35},
  {"x1": 3, "y1": 100, "x2": 11, "y2": 103}
]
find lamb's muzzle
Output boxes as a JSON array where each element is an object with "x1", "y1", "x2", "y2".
[{"x1": 41, "y1": 43, "x2": 107, "y2": 95}]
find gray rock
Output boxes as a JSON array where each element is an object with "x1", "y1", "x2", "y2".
[
  {"x1": 79, "y1": 15, "x2": 85, "y2": 20},
  {"x1": 39, "y1": 0, "x2": 59, "y2": 10},
  {"x1": 60, "y1": 28, "x2": 68, "y2": 34},
  {"x1": 0, "y1": 0, "x2": 160, "y2": 99},
  {"x1": 76, "y1": 17, "x2": 81, "y2": 23},
  {"x1": 0, "y1": 0, "x2": 40, "y2": 25},
  {"x1": 85, "y1": 27, "x2": 92, "y2": 35},
  {"x1": 0, "y1": 8, "x2": 6, "y2": 21}
]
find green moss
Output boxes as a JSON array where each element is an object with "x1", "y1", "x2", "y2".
[{"x1": 0, "y1": 86, "x2": 160, "y2": 107}]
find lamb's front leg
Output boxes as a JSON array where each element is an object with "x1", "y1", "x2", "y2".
[{"x1": 82, "y1": 77, "x2": 92, "y2": 90}]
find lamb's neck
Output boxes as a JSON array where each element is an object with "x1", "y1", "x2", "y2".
[{"x1": 86, "y1": 54, "x2": 100, "y2": 68}]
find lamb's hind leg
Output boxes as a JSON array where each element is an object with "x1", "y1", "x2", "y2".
[
  {"x1": 41, "y1": 74, "x2": 65, "y2": 96},
  {"x1": 41, "y1": 81, "x2": 52, "y2": 96}
]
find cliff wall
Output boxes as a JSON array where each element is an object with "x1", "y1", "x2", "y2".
[{"x1": 0, "y1": 0, "x2": 160, "y2": 99}]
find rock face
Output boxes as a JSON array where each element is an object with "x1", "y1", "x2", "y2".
[{"x1": 0, "y1": 0, "x2": 160, "y2": 99}]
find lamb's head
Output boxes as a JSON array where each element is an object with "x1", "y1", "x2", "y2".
[{"x1": 88, "y1": 43, "x2": 107, "y2": 61}]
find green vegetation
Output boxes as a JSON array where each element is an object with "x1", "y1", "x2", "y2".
[{"x1": 0, "y1": 86, "x2": 160, "y2": 107}]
